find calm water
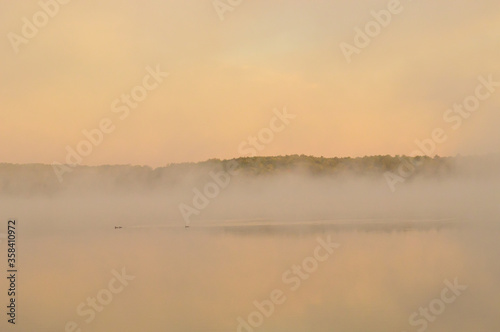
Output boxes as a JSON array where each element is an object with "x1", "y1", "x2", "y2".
[{"x1": 5, "y1": 220, "x2": 499, "y2": 332}]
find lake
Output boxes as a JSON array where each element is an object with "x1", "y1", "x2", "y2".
[{"x1": 6, "y1": 218, "x2": 499, "y2": 332}]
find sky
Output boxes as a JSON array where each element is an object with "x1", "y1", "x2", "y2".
[{"x1": 1, "y1": 0, "x2": 499, "y2": 166}]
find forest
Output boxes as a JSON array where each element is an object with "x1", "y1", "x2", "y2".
[{"x1": 0, "y1": 154, "x2": 498, "y2": 195}]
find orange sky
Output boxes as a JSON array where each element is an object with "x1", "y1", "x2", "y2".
[{"x1": 1, "y1": 0, "x2": 499, "y2": 166}]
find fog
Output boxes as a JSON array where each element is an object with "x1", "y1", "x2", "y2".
[
  {"x1": 0, "y1": 156, "x2": 499, "y2": 331},
  {"x1": 2, "y1": 156, "x2": 499, "y2": 230}
]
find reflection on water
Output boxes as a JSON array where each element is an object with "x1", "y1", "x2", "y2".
[{"x1": 5, "y1": 221, "x2": 499, "y2": 332}]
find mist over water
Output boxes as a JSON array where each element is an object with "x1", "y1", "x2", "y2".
[
  {"x1": 2, "y1": 0, "x2": 499, "y2": 329},
  {"x1": 0, "y1": 157, "x2": 498, "y2": 332}
]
